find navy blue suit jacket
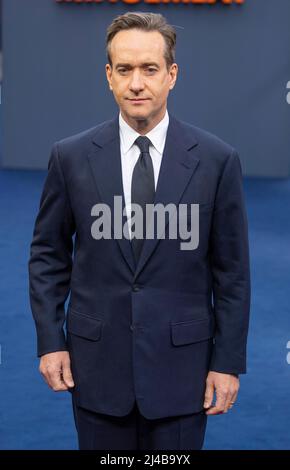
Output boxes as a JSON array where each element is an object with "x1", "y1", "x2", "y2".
[{"x1": 28, "y1": 112, "x2": 251, "y2": 419}]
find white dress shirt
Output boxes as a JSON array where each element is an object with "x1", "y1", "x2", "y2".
[{"x1": 119, "y1": 109, "x2": 169, "y2": 239}]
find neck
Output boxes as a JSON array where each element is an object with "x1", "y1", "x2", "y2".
[{"x1": 121, "y1": 108, "x2": 166, "y2": 135}]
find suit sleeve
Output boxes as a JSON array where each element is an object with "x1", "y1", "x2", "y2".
[
  {"x1": 28, "y1": 143, "x2": 75, "y2": 357},
  {"x1": 209, "y1": 149, "x2": 251, "y2": 375}
]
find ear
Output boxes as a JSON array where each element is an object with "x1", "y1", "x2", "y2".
[
  {"x1": 105, "y1": 64, "x2": 113, "y2": 91},
  {"x1": 169, "y1": 63, "x2": 178, "y2": 90}
]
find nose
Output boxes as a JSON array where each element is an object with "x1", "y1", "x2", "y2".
[{"x1": 129, "y1": 69, "x2": 145, "y2": 93}]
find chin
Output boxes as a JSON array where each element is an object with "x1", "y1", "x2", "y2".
[
  {"x1": 133, "y1": 113, "x2": 149, "y2": 121},
  {"x1": 126, "y1": 111, "x2": 149, "y2": 121}
]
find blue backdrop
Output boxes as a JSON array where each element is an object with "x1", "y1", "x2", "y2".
[
  {"x1": 2, "y1": 0, "x2": 290, "y2": 176},
  {"x1": 1, "y1": 0, "x2": 290, "y2": 450}
]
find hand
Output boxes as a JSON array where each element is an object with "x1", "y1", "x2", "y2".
[
  {"x1": 203, "y1": 371, "x2": 239, "y2": 415},
  {"x1": 39, "y1": 351, "x2": 75, "y2": 392}
]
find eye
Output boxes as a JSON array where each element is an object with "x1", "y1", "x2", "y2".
[
  {"x1": 118, "y1": 68, "x2": 129, "y2": 74},
  {"x1": 146, "y1": 68, "x2": 157, "y2": 74}
]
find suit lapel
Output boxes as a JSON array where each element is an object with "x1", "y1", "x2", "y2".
[
  {"x1": 87, "y1": 112, "x2": 200, "y2": 280},
  {"x1": 87, "y1": 115, "x2": 136, "y2": 274}
]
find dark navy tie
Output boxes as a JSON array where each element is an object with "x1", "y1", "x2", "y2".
[{"x1": 131, "y1": 136, "x2": 155, "y2": 263}]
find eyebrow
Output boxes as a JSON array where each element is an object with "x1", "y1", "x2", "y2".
[{"x1": 115, "y1": 62, "x2": 160, "y2": 69}]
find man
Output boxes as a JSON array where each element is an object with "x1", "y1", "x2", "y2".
[{"x1": 28, "y1": 12, "x2": 251, "y2": 450}]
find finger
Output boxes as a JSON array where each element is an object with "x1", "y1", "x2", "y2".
[
  {"x1": 203, "y1": 380, "x2": 214, "y2": 409},
  {"x1": 216, "y1": 388, "x2": 227, "y2": 410},
  {"x1": 62, "y1": 362, "x2": 75, "y2": 388},
  {"x1": 40, "y1": 369, "x2": 51, "y2": 388},
  {"x1": 224, "y1": 391, "x2": 235, "y2": 412},
  {"x1": 47, "y1": 368, "x2": 68, "y2": 391},
  {"x1": 207, "y1": 391, "x2": 227, "y2": 415},
  {"x1": 228, "y1": 390, "x2": 239, "y2": 410},
  {"x1": 39, "y1": 365, "x2": 54, "y2": 388},
  {"x1": 206, "y1": 406, "x2": 225, "y2": 416},
  {"x1": 232, "y1": 389, "x2": 239, "y2": 402}
]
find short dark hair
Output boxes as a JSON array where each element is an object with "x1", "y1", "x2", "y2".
[{"x1": 106, "y1": 11, "x2": 176, "y2": 71}]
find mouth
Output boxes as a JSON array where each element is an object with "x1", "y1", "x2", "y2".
[{"x1": 127, "y1": 98, "x2": 149, "y2": 103}]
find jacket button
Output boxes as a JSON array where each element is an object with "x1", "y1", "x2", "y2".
[
  {"x1": 130, "y1": 324, "x2": 134, "y2": 331},
  {"x1": 132, "y1": 284, "x2": 140, "y2": 292}
]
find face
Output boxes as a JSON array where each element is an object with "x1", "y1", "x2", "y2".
[{"x1": 105, "y1": 29, "x2": 178, "y2": 133}]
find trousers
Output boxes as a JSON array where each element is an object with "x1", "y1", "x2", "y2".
[{"x1": 72, "y1": 397, "x2": 207, "y2": 450}]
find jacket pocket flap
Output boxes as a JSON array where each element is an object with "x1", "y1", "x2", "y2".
[
  {"x1": 171, "y1": 316, "x2": 214, "y2": 346},
  {"x1": 66, "y1": 309, "x2": 102, "y2": 341}
]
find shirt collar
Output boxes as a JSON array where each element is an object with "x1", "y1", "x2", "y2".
[{"x1": 119, "y1": 109, "x2": 169, "y2": 155}]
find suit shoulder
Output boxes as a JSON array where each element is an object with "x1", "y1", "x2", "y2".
[
  {"x1": 172, "y1": 117, "x2": 240, "y2": 172},
  {"x1": 50, "y1": 118, "x2": 115, "y2": 171},
  {"x1": 55, "y1": 119, "x2": 110, "y2": 152},
  {"x1": 180, "y1": 119, "x2": 236, "y2": 156}
]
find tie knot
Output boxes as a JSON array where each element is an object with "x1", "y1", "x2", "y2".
[{"x1": 134, "y1": 136, "x2": 151, "y2": 154}]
